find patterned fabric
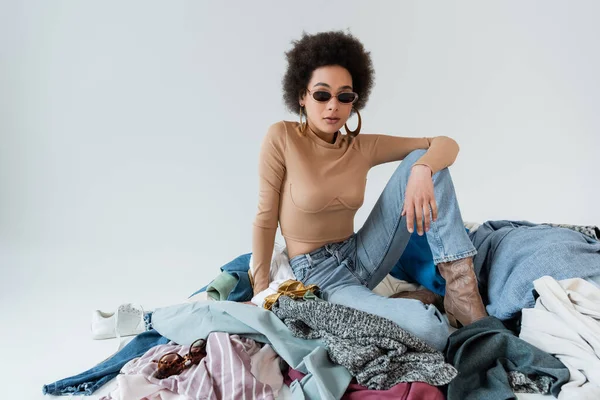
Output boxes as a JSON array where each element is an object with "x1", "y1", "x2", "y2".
[
  {"x1": 270, "y1": 295, "x2": 457, "y2": 390},
  {"x1": 544, "y1": 223, "x2": 600, "y2": 241},
  {"x1": 102, "y1": 332, "x2": 274, "y2": 400},
  {"x1": 507, "y1": 371, "x2": 553, "y2": 394},
  {"x1": 143, "y1": 312, "x2": 153, "y2": 331}
]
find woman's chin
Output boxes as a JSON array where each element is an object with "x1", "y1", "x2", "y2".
[{"x1": 318, "y1": 122, "x2": 343, "y2": 135}]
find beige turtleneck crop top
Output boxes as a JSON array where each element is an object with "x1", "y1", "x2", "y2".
[{"x1": 251, "y1": 120, "x2": 459, "y2": 294}]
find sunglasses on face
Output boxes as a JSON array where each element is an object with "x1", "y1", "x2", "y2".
[
  {"x1": 307, "y1": 89, "x2": 359, "y2": 104},
  {"x1": 152, "y1": 338, "x2": 207, "y2": 379}
]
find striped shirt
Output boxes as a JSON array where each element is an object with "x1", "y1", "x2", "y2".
[{"x1": 109, "y1": 332, "x2": 275, "y2": 400}]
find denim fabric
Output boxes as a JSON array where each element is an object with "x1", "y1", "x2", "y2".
[
  {"x1": 220, "y1": 253, "x2": 253, "y2": 302},
  {"x1": 42, "y1": 329, "x2": 168, "y2": 396},
  {"x1": 470, "y1": 220, "x2": 600, "y2": 320},
  {"x1": 390, "y1": 228, "x2": 471, "y2": 297},
  {"x1": 188, "y1": 253, "x2": 253, "y2": 302},
  {"x1": 289, "y1": 150, "x2": 476, "y2": 351}
]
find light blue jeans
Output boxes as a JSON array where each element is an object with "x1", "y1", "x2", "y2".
[
  {"x1": 42, "y1": 330, "x2": 168, "y2": 396},
  {"x1": 289, "y1": 149, "x2": 477, "y2": 351}
]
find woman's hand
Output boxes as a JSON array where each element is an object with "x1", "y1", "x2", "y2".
[{"x1": 401, "y1": 165, "x2": 438, "y2": 235}]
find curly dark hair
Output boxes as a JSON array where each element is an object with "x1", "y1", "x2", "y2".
[{"x1": 282, "y1": 30, "x2": 375, "y2": 114}]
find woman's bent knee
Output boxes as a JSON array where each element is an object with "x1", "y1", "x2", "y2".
[
  {"x1": 394, "y1": 149, "x2": 428, "y2": 179},
  {"x1": 403, "y1": 149, "x2": 428, "y2": 165}
]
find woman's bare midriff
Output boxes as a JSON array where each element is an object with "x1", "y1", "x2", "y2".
[{"x1": 285, "y1": 235, "x2": 354, "y2": 260}]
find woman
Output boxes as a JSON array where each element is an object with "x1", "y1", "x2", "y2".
[{"x1": 252, "y1": 31, "x2": 486, "y2": 350}]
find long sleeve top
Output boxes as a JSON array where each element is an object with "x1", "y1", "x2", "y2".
[{"x1": 252, "y1": 120, "x2": 459, "y2": 293}]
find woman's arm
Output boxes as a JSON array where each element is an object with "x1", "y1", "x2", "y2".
[
  {"x1": 360, "y1": 135, "x2": 460, "y2": 174},
  {"x1": 359, "y1": 134, "x2": 460, "y2": 236},
  {"x1": 252, "y1": 122, "x2": 286, "y2": 295}
]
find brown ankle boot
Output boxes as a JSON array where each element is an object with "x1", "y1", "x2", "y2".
[
  {"x1": 437, "y1": 257, "x2": 487, "y2": 328},
  {"x1": 390, "y1": 289, "x2": 445, "y2": 313}
]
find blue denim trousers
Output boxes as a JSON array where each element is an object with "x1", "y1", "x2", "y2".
[
  {"x1": 289, "y1": 149, "x2": 476, "y2": 351},
  {"x1": 42, "y1": 329, "x2": 168, "y2": 396}
]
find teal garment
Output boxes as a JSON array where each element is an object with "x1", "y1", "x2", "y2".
[
  {"x1": 445, "y1": 316, "x2": 569, "y2": 400},
  {"x1": 303, "y1": 290, "x2": 324, "y2": 302},
  {"x1": 152, "y1": 301, "x2": 351, "y2": 400},
  {"x1": 205, "y1": 271, "x2": 238, "y2": 300}
]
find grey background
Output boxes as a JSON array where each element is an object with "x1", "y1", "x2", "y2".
[{"x1": 1, "y1": 1, "x2": 598, "y2": 398}]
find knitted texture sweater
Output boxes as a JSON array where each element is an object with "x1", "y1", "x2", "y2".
[{"x1": 271, "y1": 295, "x2": 457, "y2": 389}]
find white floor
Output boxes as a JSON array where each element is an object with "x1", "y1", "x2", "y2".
[
  {"x1": 1, "y1": 243, "x2": 550, "y2": 400},
  {"x1": 1, "y1": 243, "x2": 208, "y2": 400}
]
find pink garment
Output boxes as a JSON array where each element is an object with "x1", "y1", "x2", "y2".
[
  {"x1": 102, "y1": 374, "x2": 188, "y2": 400},
  {"x1": 250, "y1": 344, "x2": 284, "y2": 396},
  {"x1": 104, "y1": 332, "x2": 275, "y2": 400},
  {"x1": 285, "y1": 368, "x2": 445, "y2": 400}
]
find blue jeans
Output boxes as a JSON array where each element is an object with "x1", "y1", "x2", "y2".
[
  {"x1": 42, "y1": 329, "x2": 168, "y2": 396},
  {"x1": 470, "y1": 220, "x2": 600, "y2": 320},
  {"x1": 289, "y1": 150, "x2": 476, "y2": 351}
]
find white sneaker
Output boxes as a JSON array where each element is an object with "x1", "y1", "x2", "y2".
[{"x1": 91, "y1": 303, "x2": 145, "y2": 340}]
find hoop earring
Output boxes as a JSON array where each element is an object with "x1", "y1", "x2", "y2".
[
  {"x1": 344, "y1": 108, "x2": 362, "y2": 136},
  {"x1": 299, "y1": 106, "x2": 307, "y2": 135}
]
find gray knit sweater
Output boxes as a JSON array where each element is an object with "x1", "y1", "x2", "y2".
[{"x1": 271, "y1": 295, "x2": 457, "y2": 390}]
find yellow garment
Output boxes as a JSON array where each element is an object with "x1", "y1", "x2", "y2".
[{"x1": 263, "y1": 279, "x2": 320, "y2": 310}]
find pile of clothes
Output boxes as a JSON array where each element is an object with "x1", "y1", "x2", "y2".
[{"x1": 42, "y1": 220, "x2": 600, "y2": 399}]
